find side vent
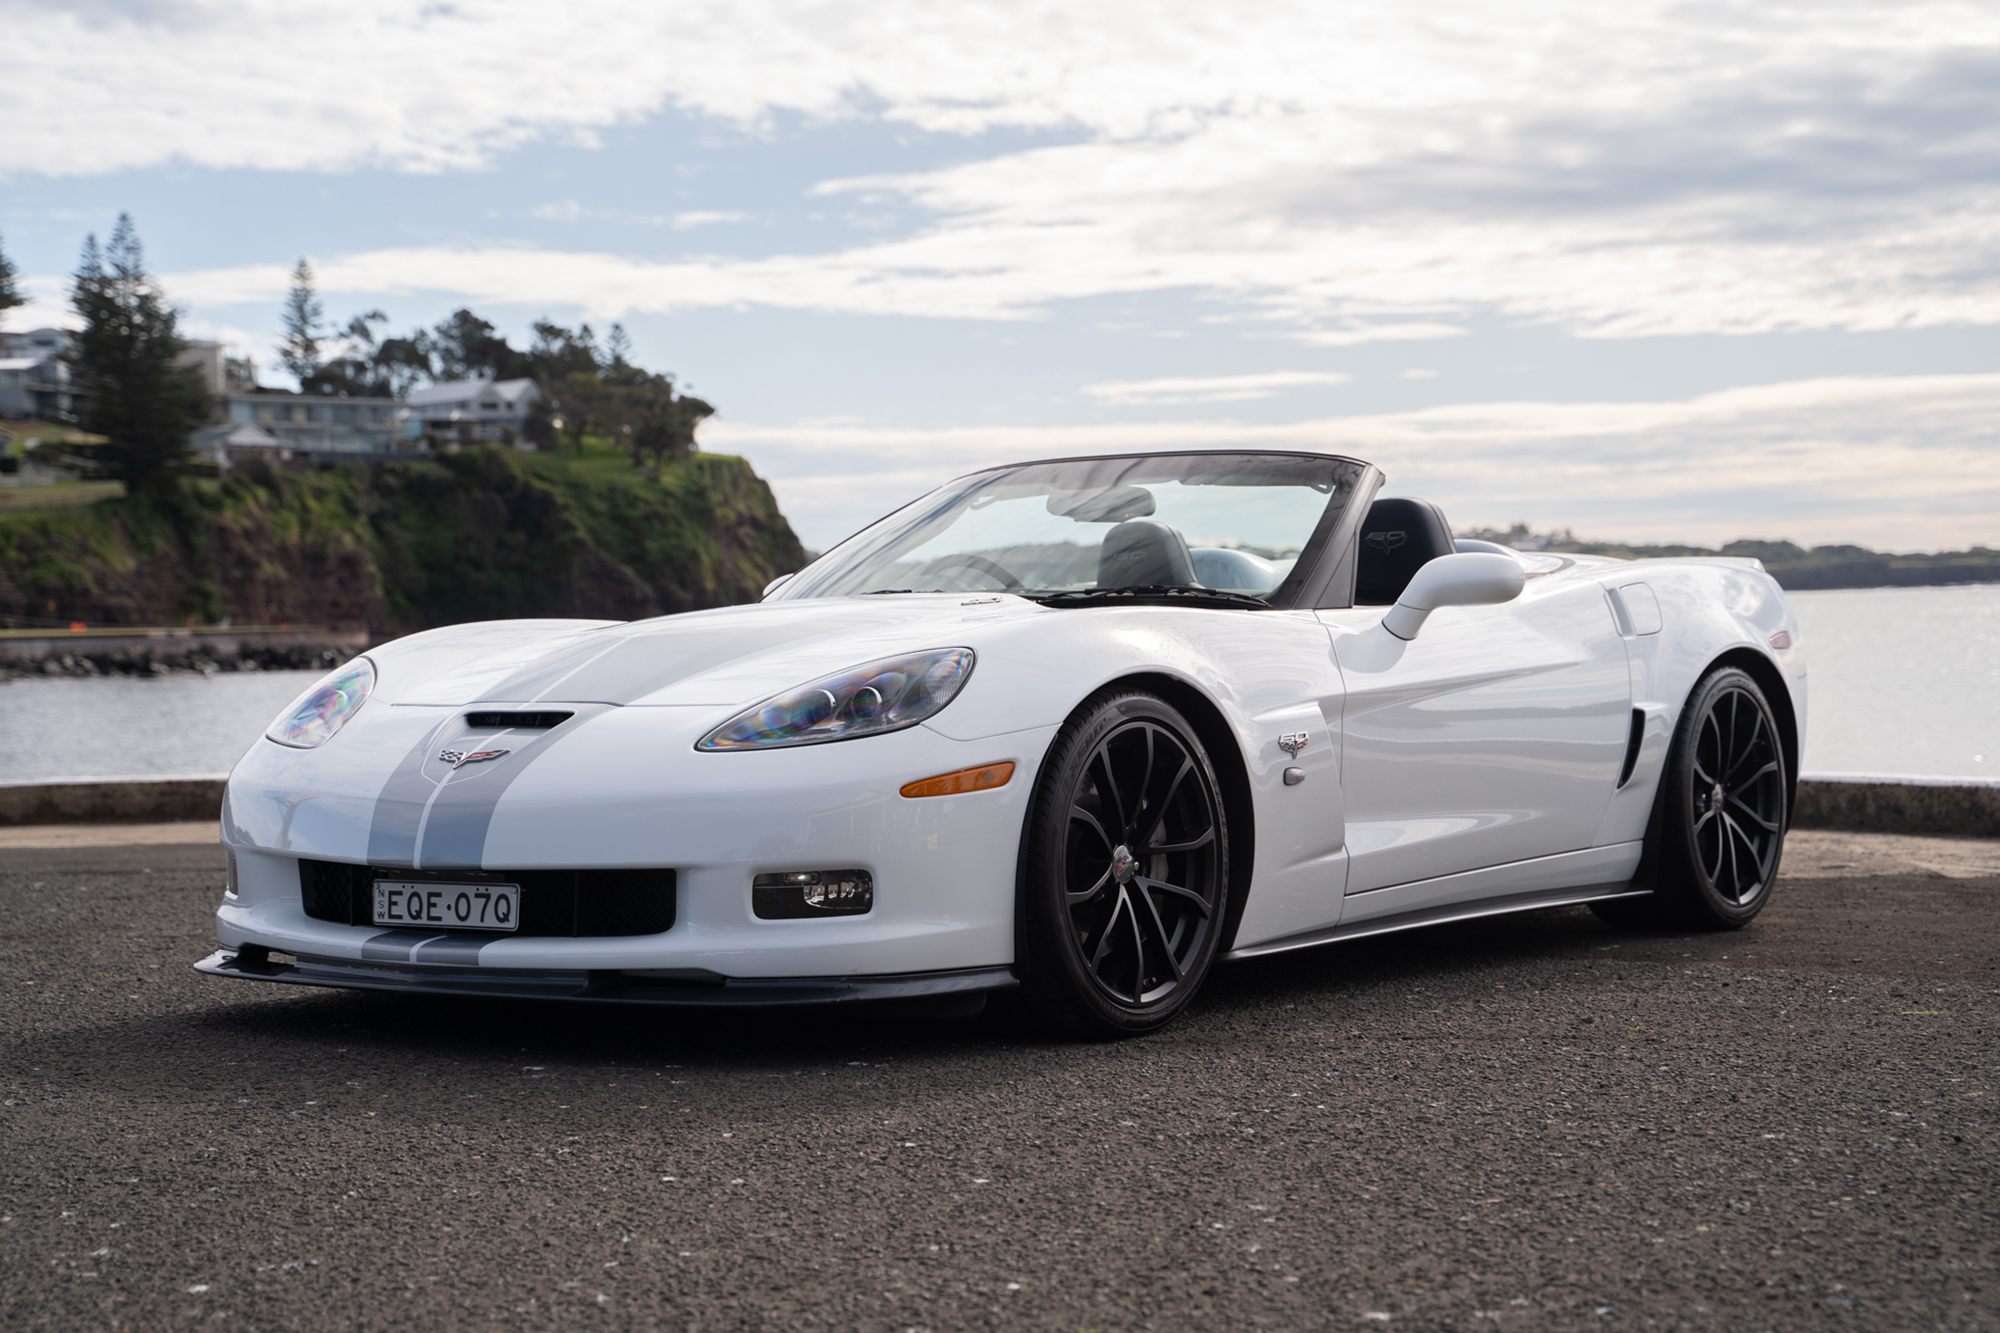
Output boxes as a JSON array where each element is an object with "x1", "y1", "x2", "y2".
[
  {"x1": 464, "y1": 711, "x2": 574, "y2": 730},
  {"x1": 1617, "y1": 709, "x2": 1645, "y2": 788}
]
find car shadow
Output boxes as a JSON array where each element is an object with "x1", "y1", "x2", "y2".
[
  {"x1": 29, "y1": 902, "x2": 1711, "y2": 1085},
  {"x1": 5, "y1": 901, "x2": 1765, "y2": 1135}
]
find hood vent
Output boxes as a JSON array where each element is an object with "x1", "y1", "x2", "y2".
[{"x1": 464, "y1": 710, "x2": 574, "y2": 730}]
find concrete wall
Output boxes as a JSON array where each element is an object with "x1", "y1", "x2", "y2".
[
  {"x1": 1, "y1": 776, "x2": 228, "y2": 827},
  {"x1": 1794, "y1": 776, "x2": 2000, "y2": 839}
]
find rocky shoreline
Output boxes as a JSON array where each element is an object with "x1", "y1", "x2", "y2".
[{"x1": 0, "y1": 641, "x2": 357, "y2": 682}]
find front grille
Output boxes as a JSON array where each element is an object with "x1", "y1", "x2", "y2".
[{"x1": 299, "y1": 860, "x2": 674, "y2": 937}]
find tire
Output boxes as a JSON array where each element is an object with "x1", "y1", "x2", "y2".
[
  {"x1": 1015, "y1": 690, "x2": 1230, "y2": 1038},
  {"x1": 1598, "y1": 666, "x2": 1788, "y2": 931}
]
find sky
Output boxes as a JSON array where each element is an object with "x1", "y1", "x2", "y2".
[{"x1": 2, "y1": 0, "x2": 1997, "y2": 553}]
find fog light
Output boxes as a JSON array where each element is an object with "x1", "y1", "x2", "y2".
[{"x1": 753, "y1": 870, "x2": 874, "y2": 919}]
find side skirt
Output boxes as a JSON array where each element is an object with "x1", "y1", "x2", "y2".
[
  {"x1": 1221, "y1": 881, "x2": 1651, "y2": 961},
  {"x1": 194, "y1": 948, "x2": 1017, "y2": 1008}
]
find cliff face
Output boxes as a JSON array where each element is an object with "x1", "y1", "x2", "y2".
[{"x1": 0, "y1": 449, "x2": 806, "y2": 634}]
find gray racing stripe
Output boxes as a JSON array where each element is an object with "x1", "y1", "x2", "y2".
[
  {"x1": 367, "y1": 716, "x2": 458, "y2": 866},
  {"x1": 484, "y1": 622, "x2": 814, "y2": 704},
  {"x1": 366, "y1": 705, "x2": 610, "y2": 870},
  {"x1": 416, "y1": 704, "x2": 608, "y2": 868},
  {"x1": 362, "y1": 929, "x2": 444, "y2": 961},
  {"x1": 410, "y1": 934, "x2": 492, "y2": 965}
]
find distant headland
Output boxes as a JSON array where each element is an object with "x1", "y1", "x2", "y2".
[{"x1": 1459, "y1": 525, "x2": 1998, "y2": 591}]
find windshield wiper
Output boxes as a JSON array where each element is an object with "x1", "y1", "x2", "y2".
[{"x1": 1033, "y1": 585, "x2": 1272, "y2": 610}]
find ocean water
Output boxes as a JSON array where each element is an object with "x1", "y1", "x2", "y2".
[
  {"x1": 1788, "y1": 583, "x2": 1999, "y2": 781},
  {"x1": 0, "y1": 583, "x2": 1994, "y2": 784},
  {"x1": 0, "y1": 670, "x2": 321, "y2": 784}
]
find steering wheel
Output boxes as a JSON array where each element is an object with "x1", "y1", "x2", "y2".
[{"x1": 920, "y1": 553, "x2": 1027, "y2": 592}]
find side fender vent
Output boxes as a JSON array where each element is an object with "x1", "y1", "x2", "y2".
[{"x1": 1617, "y1": 709, "x2": 1645, "y2": 788}]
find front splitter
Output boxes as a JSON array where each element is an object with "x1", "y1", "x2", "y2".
[{"x1": 194, "y1": 948, "x2": 1017, "y2": 1008}]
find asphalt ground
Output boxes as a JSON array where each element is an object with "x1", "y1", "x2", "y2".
[{"x1": 0, "y1": 834, "x2": 1993, "y2": 1332}]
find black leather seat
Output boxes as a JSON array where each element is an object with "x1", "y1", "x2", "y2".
[
  {"x1": 1354, "y1": 497, "x2": 1455, "y2": 605},
  {"x1": 1098, "y1": 519, "x2": 1199, "y2": 588}
]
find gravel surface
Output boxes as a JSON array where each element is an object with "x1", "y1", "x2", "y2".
[{"x1": 0, "y1": 838, "x2": 1993, "y2": 1331}]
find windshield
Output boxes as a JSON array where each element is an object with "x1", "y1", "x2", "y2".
[{"x1": 775, "y1": 452, "x2": 1362, "y2": 605}]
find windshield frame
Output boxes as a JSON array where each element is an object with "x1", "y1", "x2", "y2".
[{"x1": 769, "y1": 450, "x2": 1381, "y2": 611}]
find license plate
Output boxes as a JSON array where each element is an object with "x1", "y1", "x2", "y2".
[{"x1": 373, "y1": 880, "x2": 521, "y2": 932}]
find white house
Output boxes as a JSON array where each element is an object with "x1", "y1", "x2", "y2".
[
  {"x1": 0, "y1": 328, "x2": 74, "y2": 420},
  {"x1": 190, "y1": 422, "x2": 300, "y2": 472},
  {"x1": 215, "y1": 392, "x2": 405, "y2": 459},
  {"x1": 401, "y1": 377, "x2": 540, "y2": 446}
]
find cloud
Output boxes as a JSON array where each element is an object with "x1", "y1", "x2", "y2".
[
  {"x1": 671, "y1": 211, "x2": 751, "y2": 231},
  {"x1": 705, "y1": 373, "x2": 2000, "y2": 553},
  {"x1": 1293, "y1": 325, "x2": 1469, "y2": 347},
  {"x1": 1083, "y1": 371, "x2": 1351, "y2": 406},
  {"x1": 4, "y1": 2, "x2": 1997, "y2": 340},
  {"x1": 530, "y1": 202, "x2": 749, "y2": 229},
  {"x1": 178, "y1": 318, "x2": 265, "y2": 359}
]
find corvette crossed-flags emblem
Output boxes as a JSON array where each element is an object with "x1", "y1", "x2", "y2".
[{"x1": 437, "y1": 748, "x2": 510, "y2": 770}]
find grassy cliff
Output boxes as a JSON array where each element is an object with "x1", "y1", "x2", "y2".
[{"x1": 0, "y1": 446, "x2": 806, "y2": 634}]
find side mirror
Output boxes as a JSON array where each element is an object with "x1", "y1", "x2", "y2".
[
  {"x1": 1380, "y1": 552, "x2": 1524, "y2": 640},
  {"x1": 762, "y1": 572, "x2": 795, "y2": 599}
]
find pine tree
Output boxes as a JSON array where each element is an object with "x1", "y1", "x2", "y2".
[
  {"x1": 279, "y1": 258, "x2": 324, "y2": 387},
  {"x1": 0, "y1": 230, "x2": 24, "y2": 323},
  {"x1": 61, "y1": 215, "x2": 212, "y2": 498}
]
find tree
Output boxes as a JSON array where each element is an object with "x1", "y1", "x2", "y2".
[
  {"x1": 604, "y1": 373, "x2": 712, "y2": 475},
  {"x1": 0, "y1": 230, "x2": 24, "y2": 326},
  {"x1": 524, "y1": 320, "x2": 606, "y2": 453},
  {"x1": 58, "y1": 215, "x2": 212, "y2": 498},
  {"x1": 429, "y1": 308, "x2": 529, "y2": 382},
  {"x1": 305, "y1": 310, "x2": 433, "y2": 399},
  {"x1": 278, "y1": 258, "x2": 324, "y2": 387},
  {"x1": 521, "y1": 394, "x2": 558, "y2": 450},
  {"x1": 556, "y1": 370, "x2": 602, "y2": 453}
]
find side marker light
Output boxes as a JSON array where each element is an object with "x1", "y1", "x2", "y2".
[
  {"x1": 1768, "y1": 630, "x2": 1793, "y2": 650},
  {"x1": 899, "y1": 762, "x2": 1016, "y2": 799}
]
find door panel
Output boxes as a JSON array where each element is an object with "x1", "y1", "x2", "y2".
[{"x1": 1322, "y1": 578, "x2": 1631, "y2": 903}]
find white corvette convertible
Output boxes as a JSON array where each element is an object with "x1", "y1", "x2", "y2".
[{"x1": 200, "y1": 450, "x2": 1803, "y2": 1036}]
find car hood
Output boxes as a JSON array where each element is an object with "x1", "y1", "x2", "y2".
[{"x1": 381, "y1": 595, "x2": 1047, "y2": 710}]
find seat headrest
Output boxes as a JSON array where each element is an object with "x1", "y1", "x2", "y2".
[
  {"x1": 1355, "y1": 497, "x2": 1455, "y2": 605},
  {"x1": 1097, "y1": 519, "x2": 1198, "y2": 589}
]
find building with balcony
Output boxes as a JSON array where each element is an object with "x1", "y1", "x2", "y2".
[
  {"x1": 401, "y1": 377, "x2": 540, "y2": 446},
  {"x1": 210, "y1": 392, "x2": 412, "y2": 462},
  {"x1": 0, "y1": 328, "x2": 75, "y2": 420}
]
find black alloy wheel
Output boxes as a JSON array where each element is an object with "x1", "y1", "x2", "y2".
[
  {"x1": 1600, "y1": 665, "x2": 1788, "y2": 930},
  {"x1": 1017, "y1": 691, "x2": 1229, "y2": 1037}
]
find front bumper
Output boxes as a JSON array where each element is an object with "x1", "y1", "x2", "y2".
[
  {"x1": 220, "y1": 713, "x2": 1060, "y2": 979},
  {"x1": 194, "y1": 947, "x2": 1017, "y2": 1009}
]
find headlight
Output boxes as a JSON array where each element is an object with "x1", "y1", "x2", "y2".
[
  {"x1": 265, "y1": 656, "x2": 376, "y2": 749},
  {"x1": 697, "y1": 648, "x2": 975, "y2": 751}
]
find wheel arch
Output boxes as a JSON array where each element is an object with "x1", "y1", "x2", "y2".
[
  {"x1": 1090, "y1": 671, "x2": 1259, "y2": 955},
  {"x1": 1702, "y1": 648, "x2": 1801, "y2": 819}
]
